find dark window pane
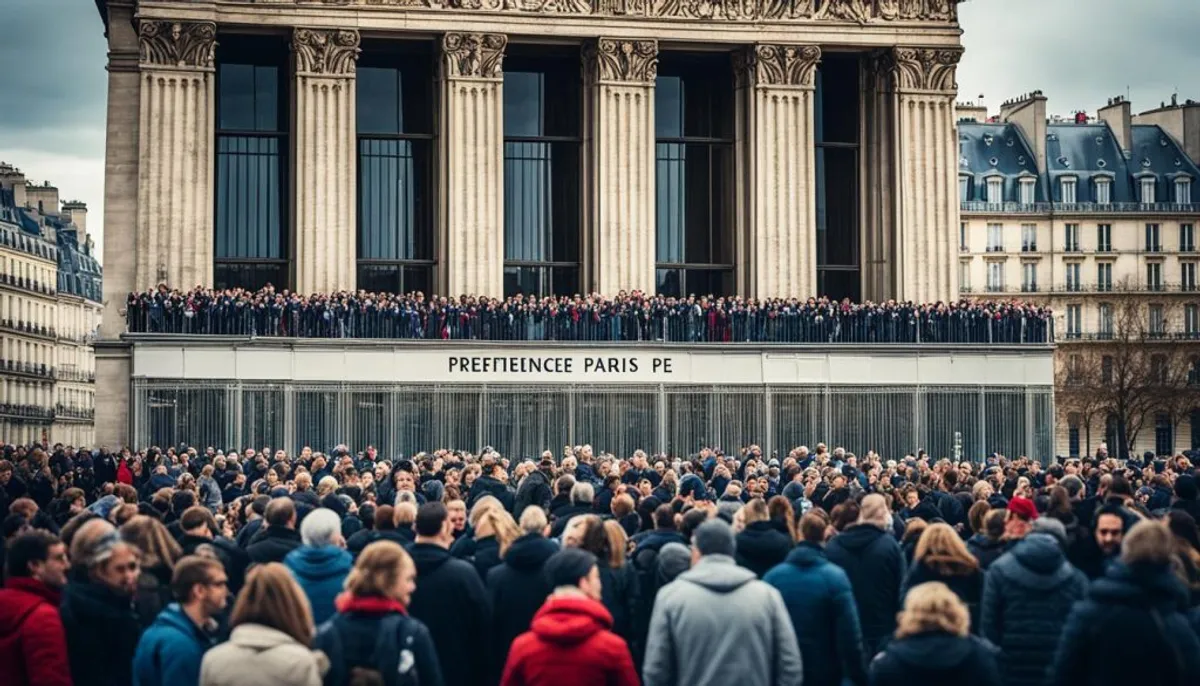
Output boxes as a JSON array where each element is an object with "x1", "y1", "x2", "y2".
[
  {"x1": 358, "y1": 67, "x2": 401, "y2": 135},
  {"x1": 816, "y1": 55, "x2": 859, "y2": 145},
  {"x1": 504, "y1": 72, "x2": 544, "y2": 138},
  {"x1": 403, "y1": 265, "x2": 432, "y2": 295},
  {"x1": 503, "y1": 141, "x2": 579, "y2": 263},
  {"x1": 254, "y1": 65, "x2": 279, "y2": 132},
  {"x1": 359, "y1": 138, "x2": 433, "y2": 260},
  {"x1": 550, "y1": 266, "x2": 579, "y2": 297},
  {"x1": 215, "y1": 262, "x2": 286, "y2": 291},
  {"x1": 358, "y1": 264, "x2": 400, "y2": 293},
  {"x1": 818, "y1": 269, "x2": 861, "y2": 302},
  {"x1": 817, "y1": 146, "x2": 859, "y2": 266},
  {"x1": 656, "y1": 76, "x2": 683, "y2": 138},
  {"x1": 656, "y1": 142, "x2": 686, "y2": 262},
  {"x1": 216, "y1": 136, "x2": 283, "y2": 259},
  {"x1": 657, "y1": 268, "x2": 683, "y2": 298},
  {"x1": 505, "y1": 266, "x2": 541, "y2": 297},
  {"x1": 219, "y1": 64, "x2": 255, "y2": 131}
]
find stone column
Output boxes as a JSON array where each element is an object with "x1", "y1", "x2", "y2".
[
  {"x1": 135, "y1": 20, "x2": 217, "y2": 291},
  {"x1": 745, "y1": 44, "x2": 821, "y2": 298},
  {"x1": 292, "y1": 28, "x2": 360, "y2": 294},
  {"x1": 892, "y1": 47, "x2": 962, "y2": 303},
  {"x1": 861, "y1": 49, "x2": 898, "y2": 301},
  {"x1": 440, "y1": 33, "x2": 506, "y2": 297},
  {"x1": 585, "y1": 38, "x2": 657, "y2": 295}
]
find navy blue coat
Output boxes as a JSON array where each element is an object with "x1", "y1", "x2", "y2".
[
  {"x1": 1048, "y1": 561, "x2": 1200, "y2": 686},
  {"x1": 966, "y1": 534, "x2": 1006, "y2": 570},
  {"x1": 734, "y1": 520, "x2": 794, "y2": 578},
  {"x1": 980, "y1": 533, "x2": 1088, "y2": 686},
  {"x1": 764, "y1": 543, "x2": 867, "y2": 686},
  {"x1": 408, "y1": 542, "x2": 493, "y2": 686},
  {"x1": 868, "y1": 632, "x2": 1001, "y2": 686},
  {"x1": 902, "y1": 561, "x2": 983, "y2": 634},
  {"x1": 486, "y1": 533, "x2": 559, "y2": 669},
  {"x1": 825, "y1": 524, "x2": 905, "y2": 656}
]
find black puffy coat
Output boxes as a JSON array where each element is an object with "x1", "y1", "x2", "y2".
[
  {"x1": 981, "y1": 533, "x2": 1088, "y2": 686},
  {"x1": 966, "y1": 534, "x2": 1006, "y2": 570},
  {"x1": 902, "y1": 561, "x2": 984, "y2": 634},
  {"x1": 826, "y1": 524, "x2": 905, "y2": 656},
  {"x1": 513, "y1": 470, "x2": 552, "y2": 519},
  {"x1": 60, "y1": 577, "x2": 143, "y2": 686},
  {"x1": 549, "y1": 504, "x2": 593, "y2": 538},
  {"x1": 598, "y1": 561, "x2": 640, "y2": 647},
  {"x1": 246, "y1": 525, "x2": 303, "y2": 565},
  {"x1": 734, "y1": 520, "x2": 793, "y2": 578},
  {"x1": 450, "y1": 533, "x2": 504, "y2": 582},
  {"x1": 486, "y1": 533, "x2": 559, "y2": 675},
  {"x1": 868, "y1": 632, "x2": 1001, "y2": 686},
  {"x1": 1048, "y1": 560, "x2": 1200, "y2": 686},
  {"x1": 408, "y1": 542, "x2": 493, "y2": 686},
  {"x1": 467, "y1": 476, "x2": 514, "y2": 512}
]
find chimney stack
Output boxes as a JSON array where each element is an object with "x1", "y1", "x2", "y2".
[
  {"x1": 1097, "y1": 95, "x2": 1132, "y2": 152},
  {"x1": 956, "y1": 102, "x2": 988, "y2": 123},
  {"x1": 25, "y1": 181, "x2": 60, "y2": 217},
  {"x1": 999, "y1": 91, "x2": 1048, "y2": 173},
  {"x1": 62, "y1": 200, "x2": 88, "y2": 233},
  {"x1": 0, "y1": 162, "x2": 27, "y2": 209}
]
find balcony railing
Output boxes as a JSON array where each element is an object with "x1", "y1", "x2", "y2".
[
  {"x1": 55, "y1": 368, "x2": 95, "y2": 383},
  {"x1": 0, "y1": 318, "x2": 57, "y2": 340},
  {"x1": 0, "y1": 272, "x2": 56, "y2": 297},
  {"x1": 54, "y1": 404, "x2": 95, "y2": 421},
  {"x1": 0, "y1": 403, "x2": 55, "y2": 421},
  {"x1": 0, "y1": 359, "x2": 55, "y2": 381},
  {"x1": 1061, "y1": 331, "x2": 1200, "y2": 341},
  {"x1": 963, "y1": 201, "x2": 1200, "y2": 214}
]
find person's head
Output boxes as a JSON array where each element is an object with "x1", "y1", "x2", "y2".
[
  {"x1": 610, "y1": 493, "x2": 635, "y2": 519},
  {"x1": 543, "y1": 548, "x2": 602, "y2": 601},
  {"x1": 858, "y1": 493, "x2": 891, "y2": 529},
  {"x1": 895, "y1": 581, "x2": 970, "y2": 639},
  {"x1": 5, "y1": 530, "x2": 69, "y2": 589},
  {"x1": 392, "y1": 465, "x2": 416, "y2": 492},
  {"x1": 1095, "y1": 505, "x2": 1128, "y2": 556},
  {"x1": 345, "y1": 541, "x2": 417, "y2": 607},
  {"x1": 300, "y1": 508, "x2": 345, "y2": 548},
  {"x1": 983, "y1": 508, "x2": 1006, "y2": 541},
  {"x1": 120, "y1": 515, "x2": 183, "y2": 570},
  {"x1": 171, "y1": 555, "x2": 227, "y2": 618},
  {"x1": 653, "y1": 503, "x2": 676, "y2": 531},
  {"x1": 967, "y1": 500, "x2": 990, "y2": 535},
  {"x1": 265, "y1": 498, "x2": 297, "y2": 529},
  {"x1": 70, "y1": 519, "x2": 140, "y2": 596},
  {"x1": 691, "y1": 518, "x2": 736, "y2": 565},
  {"x1": 570, "y1": 481, "x2": 595, "y2": 507},
  {"x1": 518, "y1": 506, "x2": 548, "y2": 537},
  {"x1": 554, "y1": 474, "x2": 575, "y2": 497},
  {"x1": 394, "y1": 502, "x2": 417, "y2": 530},
  {"x1": 231, "y1": 563, "x2": 315, "y2": 646},
  {"x1": 445, "y1": 500, "x2": 467, "y2": 532},
  {"x1": 181, "y1": 506, "x2": 217, "y2": 538},
  {"x1": 374, "y1": 505, "x2": 396, "y2": 531},
  {"x1": 1121, "y1": 520, "x2": 1175, "y2": 568},
  {"x1": 742, "y1": 498, "x2": 769, "y2": 525},
  {"x1": 914, "y1": 523, "x2": 979, "y2": 576},
  {"x1": 1005, "y1": 496, "x2": 1038, "y2": 539},
  {"x1": 798, "y1": 511, "x2": 829, "y2": 545},
  {"x1": 415, "y1": 501, "x2": 452, "y2": 546}
]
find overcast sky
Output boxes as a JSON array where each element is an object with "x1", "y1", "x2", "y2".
[{"x1": 2, "y1": 0, "x2": 1198, "y2": 265}]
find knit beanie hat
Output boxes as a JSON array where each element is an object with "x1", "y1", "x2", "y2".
[
  {"x1": 656, "y1": 542, "x2": 692, "y2": 586},
  {"x1": 543, "y1": 548, "x2": 598, "y2": 590}
]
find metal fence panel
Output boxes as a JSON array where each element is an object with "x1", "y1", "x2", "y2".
[
  {"x1": 715, "y1": 388, "x2": 766, "y2": 454},
  {"x1": 485, "y1": 387, "x2": 572, "y2": 462},
  {"x1": 921, "y1": 388, "x2": 983, "y2": 462},
  {"x1": 828, "y1": 388, "x2": 915, "y2": 460},
  {"x1": 665, "y1": 388, "x2": 716, "y2": 457},
  {"x1": 348, "y1": 390, "x2": 391, "y2": 458},
  {"x1": 139, "y1": 385, "x2": 231, "y2": 450},
  {"x1": 573, "y1": 387, "x2": 658, "y2": 459},
  {"x1": 771, "y1": 387, "x2": 824, "y2": 456},
  {"x1": 295, "y1": 388, "x2": 341, "y2": 455},
  {"x1": 985, "y1": 387, "x2": 1028, "y2": 460},
  {"x1": 241, "y1": 385, "x2": 284, "y2": 453},
  {"x1": 395, "y1": 389, "x2": 436, "y2": 457},
  {"x1": 437, "y1": 389, "x2": 482, "y2": 455}
]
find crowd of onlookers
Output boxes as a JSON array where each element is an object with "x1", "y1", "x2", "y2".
[
  {"x1": 125, "y1": 286, "x2": 1054, "y2": 344},
  {"x1": 2, "y1": 438, "x2": 1198, "y2": 686}
]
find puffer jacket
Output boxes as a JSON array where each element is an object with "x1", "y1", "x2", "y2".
[
  {"x1": 735, "y1": 521, "x2": 793, "y2": 578},
  {"x1": 499, "y1": 595, "x2": 638, "y2": 686},
  {"x1": 981, "y1": 533, "x2": 1088, "y2": 686},
  {"x1": 0, "y1": 577, "x2": 70, "y2": 686},
  {"x1": 966, "y1": 534, "x2": 1006, "y2": 570},
  {"x1": 284, "y1": 545, "x2": 353, "y2": 625},
  {"x1": 487, "y1": 533, "x2": 560, "y2": 674},
  {"x1": 131, "y1": 603, "x2": 215, "y2": 686},
  {"x1": 868, "y1": 631, "x2": 1001, "y2": 686},
  {"x1": 200, "y1": 623, "x2": 325, "y2": 686},
  {"x1": 825, "y1": 524, "x2": 905, "y2": 656}
]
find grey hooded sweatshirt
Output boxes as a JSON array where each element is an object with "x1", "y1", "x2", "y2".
[{"x1": 642, "y1": 554, "x2": 803, "y2": 686}]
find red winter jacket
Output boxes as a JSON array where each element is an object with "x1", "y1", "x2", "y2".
[
  {"x1": 116, "y1": 460, "x2": 134, "y2": 485},
  {"x1": 0, "y1": 577, "x2": 72, "y2": 686},
  {"x1": 500, "y1": 594, "x2": 638, "y2": 686}
]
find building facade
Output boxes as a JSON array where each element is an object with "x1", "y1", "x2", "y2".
[
  {"x1": 956, "y1": 95, "x2": 1200, "y2": 458},
  {"x1": 0, "y1": 164, "x2": 103, "y2": 446}
]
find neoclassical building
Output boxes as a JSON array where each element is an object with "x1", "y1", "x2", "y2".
[{"x1": 95, "y1": 0, "x2": 968, "y2": 447}]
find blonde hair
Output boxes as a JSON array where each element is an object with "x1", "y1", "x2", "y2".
[
  {"x1": 895, "y1": 581, "x2": 969, "y2": 639},
  {"x1": 120, "y1": 515, "x2": 183, "y2": 570},
  {"x1": 317, "y1": 476, "x2": 339, "y2": 497},
  {"x1": 468, "y1": 495, "x2": 502, "y2": 528},
  {"x1": 602, "y1": 520, "x2": 628, "y2": 568},
  {"x1": 519, "y1": 506, "x2": 548, "y2": 535},
  {"x1": 743, "y1": 498, "x2": 770, "y2": 525},
  {"x1": 231, "y1": 563, "x2": 315, "y2": 647},
  {"x1": 475, "y1": 507, "x2": 521, "y2": 558},
  {"x1": 345, "y1": 540, "x2": 413, "y2": 601},
  {"x1": 914, "y1": 523, "x2": 979, "y2": 576}
]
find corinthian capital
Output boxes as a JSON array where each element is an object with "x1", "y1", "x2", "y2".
[
  {"x1": 586, "y1": 39, "x2": 658, "y2": 84},
  {"x1": 138, "y1": 21, "x2": 217, "y2": 69},
  {"x1": 892, "y1": 47, "x2": 962, "y2": 92},
  {"x1": 292, "y1": 28, "x2": 361, "y2": 76},
  {"x1": 442, "y1": 33, "x2": 508, "y2": 79},
  {"x1": 752, "y1": 44, "x2": 821, "y2": 88}
]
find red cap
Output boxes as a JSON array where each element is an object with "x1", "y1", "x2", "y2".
[{"x1": 1007, "y1": 496, "x2": 1039, "y2": 521}]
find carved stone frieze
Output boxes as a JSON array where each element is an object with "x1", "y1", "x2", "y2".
[
  {"x1": 344, "y1": 0, "x2": 959, "y2": 20},
  {"x1": 138, "y1": 21, "x2": 217, "y2": 69},
  {"x1": 442, "y1": 33, "x2": 508, "y2": 78},
  {"x1": 752, "y1": 44, "x2": 821, "y2": 87},
  {"x1": 587, "y1": 38, "x2": 658, "y2": 83},
  {"x1": 892, "y1": 46, "x2": 961, "y2": 92},
  {"x1": 292, "y1": 28, "x2": 361, "y2": 75}
]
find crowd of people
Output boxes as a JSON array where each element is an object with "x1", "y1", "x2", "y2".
[
  {"x1": 125, "y1": 286, "x2": 1054, "y2": 344},
  {"x1": 2, "y1": 438, "x2": 1199, "y2": 686}
]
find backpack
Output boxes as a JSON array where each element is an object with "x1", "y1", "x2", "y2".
[{"x1": 316, "y1": 614, "x2": 421, "y2": 686}]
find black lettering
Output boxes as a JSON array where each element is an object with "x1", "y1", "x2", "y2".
[
  {"x1": 628, "y1": 358, "x2": 639, "y2": 373},
  {"x1": 563, "y1": 358, "x2": 573, "y2": 373},
  {"x1": 652, "y1": 358, "x2": 664, "y2": 372},
  {"x1": 470, "y1": 358, "x2": 481, "y2": 373},
  {"x1": 662, "y1": 358, "x2": 673, "y2": 373},
  {"x1": 449, "y1": 358, "x2": 461, "y2": 372}
]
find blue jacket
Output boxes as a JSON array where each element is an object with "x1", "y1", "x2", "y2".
[
  {"x1": 980, "y1": 533, "x2": 1087, "y2": 686},
  {"x1": 764, "y1": 542, "x2": 867, "y2": 686},
  {"x1": 131, "y1": 604, "x2": 214, "y2": 686},
  {"x1": 825, "y1": 523, "x2": 905, "y2": 655},
  {"x1": 284, "y1": 545, "x2": 353, "y2": 625}
]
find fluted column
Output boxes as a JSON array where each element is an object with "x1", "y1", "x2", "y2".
[
  {"x1": 440, "y1": 33, "x2": 506, "y2": 297},
  {"x1": 136, "y1": 20, "x2": 216, "y2": 290},
  {"x1": 862, "y1": 49, "x2": 898, "y2": 302},
  {"x1": 892, "y1": 47, "x2": 962, "y2": 303},
  {"x1": 292, "y1": 28, "x2": 360, "y2": 294},
  {"x1": 585, "y1": 39, "x2": 657, "y2": 294},
  {"x1": 745, "y1": 44, "x2": 820, "y2": 298}
]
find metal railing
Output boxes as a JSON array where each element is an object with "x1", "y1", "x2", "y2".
[
  {"x1": 0, "y1": 273, "x2": 55, "y2": 297},
  {"x1": 55, "y1": 367, "x2": 95, "y2": 383},
  {"x1": 0, "y1": 359, "x2": 54, "y2": 380},
  {"x1": 962, "y1": 201, "x2": 1200, "y2": 214},
  {"x1": 0, "y1": 318, "x2": 57, "y2": 340},
  {"x1": 54, "y1": 404, "x2": 95, "y2": 421},
  {"x1": 0, "y1": 403, "x2": 55, "y2": 421},
  {"x1": 132, "y1": 380, "x2": 1055, "y2": 463}
]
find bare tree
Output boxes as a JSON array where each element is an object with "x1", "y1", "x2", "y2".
[{"x1": 1055, "y1": 348, "x2": 1107, "y2": 455}]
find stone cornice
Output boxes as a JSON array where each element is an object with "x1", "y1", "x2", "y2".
[
  {"x1": 441, "y1": 32, "x2": 507, "y2": 78},
  {"x1": 750, "y1": 44, "x2": 821, "y2": 88},
  {"x1": 137, "y1": 20, "x2": 217, "y2": 69},
  {"x1": 892, "y1": 46, "x2": 962, "y2": 93},
  {"x1": 586, "y1": 38, "x2": 657, "y2": 84},
  {"x1": 292, "y1": 28, "x2": 361, "y2": 75}
]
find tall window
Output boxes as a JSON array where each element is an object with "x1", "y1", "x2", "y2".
[
  {"x1": 1066, "y1": 304, "x2": 1081, "y2": 338},
  {"x1": 1065, "y1": 262, "x2": 1081, "y2": 292},
  {"x1": 1186, "y1": 304, "x2": 1199, "y2": 337},
  {"x1": 1182, "y1": 262, "x2": 1197, "y2": 292},
  {"x1": 1146, "y1": 223, "x2": 1161, "y2": 251},
  {"x1": 1021, "y1": 262, "x2": 1037, "y2": 292},
  {"x1": 1019, "y1": 178, "x2": 1036, "y2": 205},
  {"x1": 503, "y1": 49, "x2": 582, "y2": 297},
  {"x1": 1097, "y1": 262, "x2": 1112, "y2": 292},
  {"x1": 986, "y1": 177, "x2": 1003, "y2": 204},
  {"x1": 959, "y1": 177, "x2": 970, "y2": 202},
  {"x1": 1101, "y1": 355, "x2": 1114, "y2": 384},
  {"x1": 814, "y1": 54, "x2": 860, "y2": 300},
  {"x1": 1060, "y1": 177, "x2": 1077, "y2": 204},
  {"x1": 1181, "y1": 223, "x2": 1195, "y2": 252},
  {"x1": 1174, "y1": 178, "x2": 1191, "y2": 205},
  {"x1": 214, "y1": 36, "x2": 288, "y2": 290},
  {"x1": 656, "y1": 52, "x2": 734, "y2": 297},
  {"x1": 1149, "y1": 303, "x2": 1165, "y2": 336},
  {"x1": 1021, "y1": 224, "x2": 1037, "y2": 251},
  {"x1": 1068, "y1": 414, "x2": 1080, "y2": 457},
  {"x1": 986, "y1": 261, "x2": 1005, "y2": 292},
  {"x1": 987, "y1": 223, "x2": 1003, "y2": 252},
  {"x1": 1098, "y1": 302, "x2": 1113, "y2": 337},
  {"x1": 959, "y1": 221, "x2": 968, "y2": 251},
  {"x1": 1147, "y1": 262, "x2": 1162, "y2": 291},
  {"x1": 1141, "y1": 177, "x2": 1157, "y2": 204},
  {"x1": 1097, "y1": 223, "x2": 1112, "y2": 252},
  {"x1": 1095, "y1": 177, "x2": 1112, "y2": 204},
  {"x1": 958, "y1": 260, "x2": 971, "y2": 291},
  {"x1": 1155, "y1": 413, "x2": 1172, "y2": 456},
  {"x1": 357, "y1": 44, "x2": 435, "y2": 295},
  {"x1": 1064, "y1": 223, "x2": 1080, "y2": 252}
]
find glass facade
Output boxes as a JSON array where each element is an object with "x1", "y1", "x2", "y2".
[
  {"x1": 357, "y1": 43, "x2": 436, "y2": 295},
  {"x1": 502, "y1": 49, "x2": 582, "y2": 297},
  {"x1": 214, "y1": 37, "x2": 288, "y2": 290},
  {"x1": 815, "y1": 54, "x2": 861, "y2": 301},
  {"x1": 654, "y1": 53, "x2": 735, "y2": 298}
]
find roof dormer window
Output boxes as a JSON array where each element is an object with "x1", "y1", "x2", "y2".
[
  {"x1": 1060, "y1": 177, "x2": 1077, "y2": 205},
  {"x1": 1018, "y1": 178, "x2": 1036, "y2": 205},
  {"x1": 959, "y1": 176, "x2": 971, "y2": 203},
  {"x1": 1141, "y1": 177, "x2": 1157, "y2": 204},
  {"x1": 1176, "y1": 177, "x2": 1192, "y2": 205},
  {"x1": 986, "y1": 177, "x2": 1003, "y2": 204},
  {"x1": 1095, "y1": 177, "x2": 1112, "y2": 205}
]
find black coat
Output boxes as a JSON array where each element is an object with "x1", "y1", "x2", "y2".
[
  {"x1": 467, "y1": 476, "x2": 514, "y2": 512},
  {"x1": 450, "y1": 533, "x2": 504, "y2": 582},
  {"x1": 314, "y1": 603, "x2": 443, "y2": 686},
  {"x1": 60, "y1": 577, "x2": 143, "y2": 686},
  {"x1": 981, "y1": 533, "x2": 1088, "y2": 686},
  {"x1": 486, "y1": 534, "x2": 559, "y2": 677},
  {"x1": 1048, "y1": 561, "x2": 1200, "y2": 686},
  {"x1": 966, "y1": 534, "x2": 1006, "y2": 570},
  {"x1": 825, "y1": 524, "x2": 905, "y2": 656},
  {"x1": 246, "y1": 525, "x2": 303, "y2": 565},
  {"x1": 513, "y1": 470, "x2": 552, "y2": 519},
  {"x1": 408, "y1": 542, "x2": 493, "y2": 686},
  {"x1": 180, "y1": 533, "x2": 250, "y2": 594},
  {"x1": 345, "y1": 527, "x2": 412, "y2": 560},
  {"x1": 869, "y1": 632, "x2": 1001, "y2": 686},
  {"x1": 598, "y1": 561, "x2": 640, "y2": 647},
  {"x1": 735, "y1": 520, "x2": 793, "y2": 578},
  {"x1": 549, "y1": 504, "x2": 592, "y2": 538},
  {"x1": 902, "y1": 561, "x2": 984, "y2": 633}
]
